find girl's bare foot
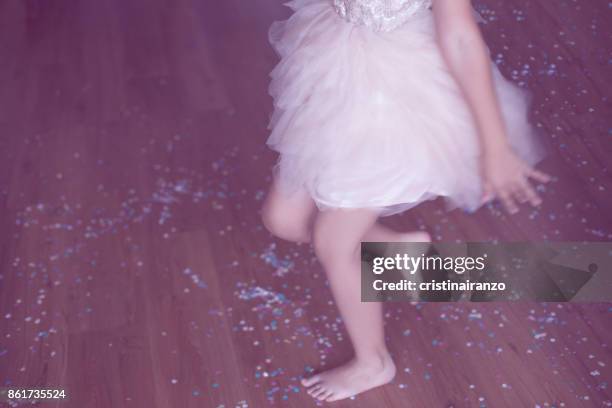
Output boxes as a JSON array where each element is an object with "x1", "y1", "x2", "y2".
[
  {"x1": 398, "y1": 230, "x2": 431, "y2": 243},
  {"x1": 301, "y1": 353, "x2": 396, "y2": 402}
]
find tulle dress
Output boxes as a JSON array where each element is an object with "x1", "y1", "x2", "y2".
[{"x1": 266, "y1": 0, "x2": 544, "y2": 216}]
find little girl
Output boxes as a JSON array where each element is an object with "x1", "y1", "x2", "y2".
[{"x1": 261, "y1": 0, "x2": 550, "y2": 402}]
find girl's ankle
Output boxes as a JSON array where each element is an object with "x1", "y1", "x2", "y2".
[{"x1": 355, "y1": 349, "x2": 392, "y2": 367}]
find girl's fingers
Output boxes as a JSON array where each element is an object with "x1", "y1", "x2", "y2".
[
  {"x1": 518, "y1": 180, "x2": 542, "y2": 207},
  {"x1": 498, "y1": 189, "x2": 518, "y2": 214},
  {"x1": 528, "y1": 168, "x2": 552, "y2": 183},
  {"x1": 514, "y1": 187, "x2": 528, "y2": 204},
  {"x1": 481, "y1": 180, "x2": 493, "y2": 199}
]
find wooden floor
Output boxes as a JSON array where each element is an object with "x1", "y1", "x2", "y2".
[{"x1": 0, "y1": 0, "x2": 611, "y2": 407}]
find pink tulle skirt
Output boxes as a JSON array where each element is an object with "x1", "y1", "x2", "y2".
[{"x1": 266, "y1": 0, "x2": 544, "y2": 216}]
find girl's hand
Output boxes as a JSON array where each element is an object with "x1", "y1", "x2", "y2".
[{"x1": 481, "y1": 146, "x2": 551, "y2": 214}]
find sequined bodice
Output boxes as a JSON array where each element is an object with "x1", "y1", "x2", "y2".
[{"x1": 333, "y1": 0, "x2": 432, "y2": 32}]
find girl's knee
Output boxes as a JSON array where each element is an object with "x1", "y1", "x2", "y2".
[
  {"x1": 313, "y1": 209, "x2": 378, "y2": 267},
  {"x1": 261, "y1": 202, "x2": 309, "y2": 243},
  {"x1": 312, "y1": 221, "x2": 356, "y2": 267},
  {"x1": 261, "y1": 203, "x2": 286, "y2": 238}
]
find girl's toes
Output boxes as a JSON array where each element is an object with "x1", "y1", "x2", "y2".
[
  {"x1": 320, "y1": 390, "x2": 334, "y2": 401},
  {"x1": 301, "y1": 375, "x2": 320, "y2": 387},
  {"x1": 307, "y1": 384, "x2": 322, "y2": 397},
  {"x1": 315, "y1": 387, "x2": 330, "y2": 400},
  {"x1": 312, "y1": 385, "x2": 328, "y2": 399}
]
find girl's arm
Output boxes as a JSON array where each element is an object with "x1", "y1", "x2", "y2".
[{"x1": 432, "y1": 0, "x2": 550, "y2": 214}]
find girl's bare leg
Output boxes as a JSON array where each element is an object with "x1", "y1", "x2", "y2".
[
  {"x1": 262, "y1": 179, "x2": 430, "y2": 400},
  {"x1": 301, "y1": 208, "x2": 396, "y2": 402}
]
